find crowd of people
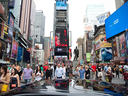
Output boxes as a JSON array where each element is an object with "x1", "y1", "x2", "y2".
[
  {"x1": 74, "y1": 63, "x2": 128, "y2": 88},
  {"x1": 0, "y1": 62, "x2": 128, "y2": 94}
]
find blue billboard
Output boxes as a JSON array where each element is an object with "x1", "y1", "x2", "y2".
[
  {"x1": 125, "y1": 32, "x2": 128, "y2": 55},
  {"x1": 105, "y1": 1, "x2": 128, "y2": 39},
  {"x1": 56, "y1": 0, "x2": 67, "y2": 10},
  {"x1": 17, "y1": 47, "x2": 23, "y2": 61},
  {"x1": 101, "y1": 47, "x2": 113, "y2": 61}
]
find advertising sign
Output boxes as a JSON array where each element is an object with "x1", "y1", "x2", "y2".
[
  {"x1": 84, "y1": 22, "x2": 94, "y2": 32},
  {"x1": 95, "y1": 49, "x2": 100, "y2": 59},
  {"x1": 35, "y1": 44, "x2": 43, "y2": 49},
  {"x1": 0, "y1": 41, "x2": 6, "y2": 59},
  {"x1": 6, "y1": 37, "x2": 12, "y2": 56},
  {"x1": 101, "y1": 47, "x2": 113, "y2": 61},
  {"x1": 17, "y1": 47, "x2": 22, "y2": 61},
  {"x1": 112, "y1": 38, "x2": 117, "y2": 57},
  {"x1": 55, "y1": 29, "x2": 68, "y2": 47},
  {"x1": 12, "y1": 39, "x2": 18, "y2": 58},
  {"x1": 119, "y1": 34, "x2": 126, "y2": 50},
  {"x1": 8, "y1": 0, "x2": 15, "y2": 8},
  {"x1": 86, "y1": 53, "x2": 91, "y2": 62},
  {"x1": 116, "y1": 37, "x2": 120, "y2": 57},
  {"x1": 125, "y1": 32, "x2": 128, "y2": 55},
  {"x1": 97, "y1": 11, "x2": 110, "y2": 25},
  {"x1": 105, "y1": 1, "x2": 128, "y2": 39},
  {"x1": 69, "y1": 49, "x2": 72, "y2": 60},
  {"x1": 0, "y1": 19, "x2": 4, "y2": 38},
  {"x1": 95, "y1": 35, "x2": 100, "y2": 50},
  {"x1": 56, "y1": 0, "x2": 67, "y2": 10},
  {"x1": 0, "y1": 2, "x2": 5, "y2": 16},
  {"x1": 100, "y1": 36, "x2": 112, "y2": 48},
  {"x1": 8, "y1": 12, "x2": 15, "y2": 37}
]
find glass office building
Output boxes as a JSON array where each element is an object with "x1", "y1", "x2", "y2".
[{"x1": 85, "y1": 4, "x2": 105, "y2": 25}]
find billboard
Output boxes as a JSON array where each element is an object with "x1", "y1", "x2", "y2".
[
  {"x1": 35, "y1": 44, "x2": 43, "y2": 49},
  {"x1": 17, "y1": 47, "x2": 22, "y2": 61},
  {"x1": 101, "y1": 47, "x2": 113, "y2": 61},
  {"x1": 119, "y1": 34, "x2": 126, "y2": 50},
  {"x1": 112, "y1": 38, "x2": 117, "y2": 57},
  {"x1": 95, "y1": 35, "x2": 100, "y2": 50},
  {"x1": 8, "y1": 12, "x2": 15, "y2": 37},
  {"x1": 0, "y1": 40, "x2": 6, "y2": 59},
  {"x1": 69, "y1": 48, "x2": 72, "y2": 60},
  {"x1": 6, "y1": 37, "x2": 12, "y2": 56},
  {"x1": 125, "y1": 32, "x2": 128, "y2": 55},
  {"x1": 11, "y1": 39, "x2": 18, "y2": 58},
  {"x1": 8, "y1": 0, "x2": 15, "y2": 8},
  {"x1": 56, "y1": 0, "x2": 67, "y2": 10},
  {"x1": 55, "y1": 29, "x2": 68, "y2": 47},
  {"x1": 84, "y1": 22, "x2": 94, "y2": 32},
  {"x1": 97, "y1": 11, "x2": 110, "y2": 25},
  {"x1": 105, "y1": 1, "x2": 128, "y2": 39},
  {"x1": 86, "y1": 53, "x2": 91, "y2": 62}
]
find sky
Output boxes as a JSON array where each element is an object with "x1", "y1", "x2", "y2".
[{"x1": 33, "y1": 0, "x2": 116, "y2": 60}]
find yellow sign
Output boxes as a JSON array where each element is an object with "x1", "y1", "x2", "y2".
[{"x1": 100, "y1": 41, "x2": 112, "y2": 47}]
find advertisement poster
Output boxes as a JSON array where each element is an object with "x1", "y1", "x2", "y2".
[
  {"x1": 121, "y1": 49, "x2": 126, "y2": 57},
  {"x1": 100, "y1": 36, "x2": 112, "y2": 48},
  {"x1": 119, "y1": 34, "x2": 126, "y2": 50},
  {"x1": 8, "y1": 12, "x2": 15, "y2": 37},
  {"x1": 125, "y1": 32, "x2": 128, "y2": 55},
  {"x1": 17, "y1": 47, "x2": 22, "y2": 61},
  {"x1": 0, "y1": 41, "x2": 6, "y2": 59},
  {"x1": 69, "y1": 49, "x2": 72, "y2": 60},
  {"x1": 55, "y1": 29, "x2": 68, "y2": 47},
  {"x1": 113, "y1": 39, "x2": 117, "y2": 57},
  {"x1": 95, "y1": 35, "x2": 100, "y2": 50},
  {"x1": 97, "y1": 11, "x2": 110, "y2": 25},
  {"x1": 8, "y1": 0, "x2": 15, "y2": 8},
  {"x1": 56, "y1": 0, "x2": 67, "y2": 10},
  {"x1": 12, "y1": 40, "x2": 18, "y2": 58},
  {"x1": 95, "y1": 49, "x2": 100, "y2": 59},
  {"x1": 35, "y1": 44, "x2": 43, "y2": 49},
  {"x1": 86, "y1": 53, "x2": 91, "y2": 62},
  {"x1": 116, "y1": 37, "x2": 120, "y2": 57},
  {"x1": 101, "y1": 47, "x2": 113, "y2": 61},
  {"x1": 84, "y1": 22, "x2": 94, "y2": 32}
]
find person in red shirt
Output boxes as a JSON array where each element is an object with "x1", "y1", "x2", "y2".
[
  {"x1": 91, "y1": 63, "x2": 96, "y2": 79},
  {"x1": 122, "y1": 70, "x2": 128, "y2": 87}
]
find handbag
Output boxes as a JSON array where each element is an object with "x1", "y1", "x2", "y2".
[
  {"x1": 106, "y1": 76, "x2": 109, "y2": 82},
  {"x1": 1, "y1": 84, "x2": 8, "y2": 92}
]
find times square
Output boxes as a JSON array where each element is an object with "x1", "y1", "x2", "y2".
[{"x1": 0, "y1": 0, "x2": 128, "y2": 96}]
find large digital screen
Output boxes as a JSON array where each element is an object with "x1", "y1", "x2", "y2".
[
  {"x1": 17, "y1": 47, "x2": 22, "y2": 61},
  {"x1": 55, "y1": 29, "x2": 68, "y2": 47},
  {"x1": 56, "y1": 0, "x2": 67, "y2": 10},
  {"x1": 11, "y1": 39, "x2": 18, "y2": 58},
  {"x1": 8, "y1": 12, "x2": 14, "y2": 37},
  {"x1": 105, "y1": 1, "x2": 128, "y2": 39}
]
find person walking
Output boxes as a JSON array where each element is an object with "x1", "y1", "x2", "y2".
[
  {"x1": 103, "y1": 64, "x2": 110, "y2": 80},
  {"x1": 85, "y1": 66, "x2": 90, "y2": 79},
  {"x1": 97, "y1": 64, "x2": 102, "y2": 80},
  {"x1": 91, "y1": 63, "x2": 96, "y2": 79},
  {"x1": 0, "y1": 66, "x2": 10, "y2": 94},
  {"x1": 17, "y1": 66, "x2": 22, "y2": 83},
  {"x1": 10, "y1": 64, "x2": 15, "y2": 73},
  {"x1": 21, "y1": 64, "x2": 34, "y2": 84},
  {"x1": 106, "y1": 67, "x2": 115, "y2": 83},
  {"x1": 35, "y1": 66, "x2": 43, "y2": 81},
  {"x1": 21, "y1": 66, "x2": 24, "y2": 72},
  {"x1": 79, "y1": 65, "x2": 85, "y2": 79},
  {"x1": 46, "y1": 65, "x2": 52, "y2": 80},
  {"x1": 8, "y1": 65, "x2": 12, "y2": 70},
  {"x1": 62, "y1": 64, "x2": 66, "y2": 79},
  {"x1": 55, "y1": 64, "x2": 64, "y2": 79},
  {"x1": 115, "y1": 65, "x2": 119, "y2": 78},
  {"x1": 122, "y1": 70, "x2": 128, "y2": 88},
  {"x1": 74, "y1": 68, "x2": 79, "y2": 79},
  {"x1": 10, "y1": 68, "x2": 20, "y2": 89}
]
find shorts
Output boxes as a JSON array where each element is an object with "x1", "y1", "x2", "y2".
[{"x1": 98, "y1": 72, "x2": 103, "y2": 77}]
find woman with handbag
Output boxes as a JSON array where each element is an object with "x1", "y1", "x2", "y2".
[
  {"x1": 10, "y1": 68, "x2": 20, "y2": 89},
  {"x1": 106, "y1": 67, "x2": 115, "y2": 83},
  {"x1": 0, "y1": 65, "x2": 10, "y2": 94}
]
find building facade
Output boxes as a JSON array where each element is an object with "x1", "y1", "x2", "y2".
[{"x1": 34, "y1": 10, "x2": 45, "y2": 49}]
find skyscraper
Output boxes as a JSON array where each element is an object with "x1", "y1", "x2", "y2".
[
  {"x1": 19, "y1": 0, "x2": 31, "y2": 40},
  {"x1": 34, "y1": 10, "x2": 45, "y2": 49}
]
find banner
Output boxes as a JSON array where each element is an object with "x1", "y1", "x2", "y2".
[
  {"x1": 95, "y1": 35, "x2": 100, "y2": 50},
  {"x1": 11, "y1": 39, "x2": 18, "y2": 58},
  {"x1": 119, "y1": 34, "x2": 126, "y2": 50},
  {"x1": 112, "y1": 38, "x2": 117, "y2": 57},
  {"x1": 17, "y1": 47, "x2": 22, "y2": 61},
  {"x1": 86, "y1": 53, "x2": 91, "y2": 62},
  {"x1": 126, "y1": 32, "x2": 128, "y2": 55},
  {"x1": 101, "y1": 47, "x2": 113, "y2": 61}
]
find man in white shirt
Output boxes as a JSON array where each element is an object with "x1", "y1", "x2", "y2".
[
  {"x1": 55, "y1": 64, "x2": 64, "y2": 79},
  {"x1": 123, "y1": 64, "x2": 128, "y2": 72}
]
